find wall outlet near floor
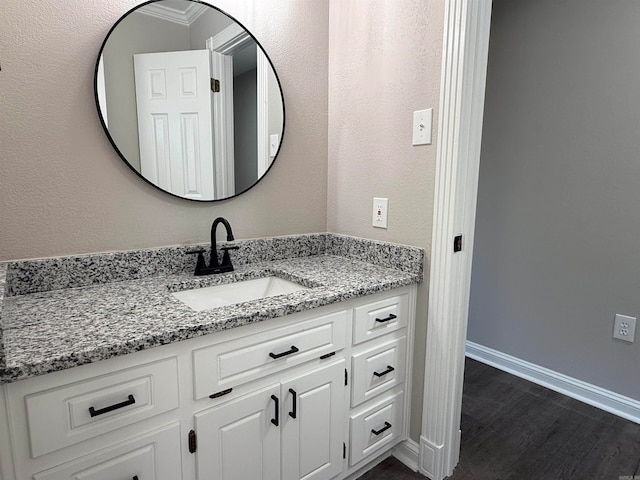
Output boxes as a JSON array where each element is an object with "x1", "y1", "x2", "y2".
[
  {"x1": 372, "y1": 197, "x2": 388, "y2": 229},
  {"x1": 613, "y1": 314, "x2": 636, "y2": 343}
]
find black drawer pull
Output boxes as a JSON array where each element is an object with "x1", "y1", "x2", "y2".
[
  {"x1": 373, "y1": 365, "x2": 395, "y2": 377},
  {"x1": 319, "y1": 351, "x2": 336, "y2": 360},
  {"x1": 269, "y1": 345, "x2": 299, "y2": 359},
  {"x1": 88, "y1": 394, "x2": 135, "y2": 417},
  {"x1": 133, "y1": 476, "x2": 139, "y2": 480},
  {"x1": 289, "y1": 388, "x2": 297, "y2": 419},
  {"x1": 375, "y1": 314, "x2": 397, "y2": 323},
  {"x1": 371, "y1": 422, "x2": 392, "y2": 436},
  {"x1": 271, "y1": 395, "x2": 280, "y2": 426},
  {"x1": 209, "y1": 388, "x2": 233, "y2": 399}
]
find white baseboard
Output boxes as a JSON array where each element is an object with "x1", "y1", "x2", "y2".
[
  {"x1": 466, "y1": 341, "x2": 640, "y2": 425},
  {"x1": 392, "y1": 438, "x2": 420, "y2": 472}
]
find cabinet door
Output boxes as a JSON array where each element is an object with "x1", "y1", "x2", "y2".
[
  {"x1": 194, "y1": 384, "x2": 281, "y2": 480},
  {"x1": 33, "y1": 422, "x2": 181, "y2": 480},
  {"x1": 281, "y1": 361, "x2": 345, "y2": 480}
]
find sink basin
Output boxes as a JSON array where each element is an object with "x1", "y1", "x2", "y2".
[{"x1": 171, "y1": 276, "x2": 309, "y2": 311}]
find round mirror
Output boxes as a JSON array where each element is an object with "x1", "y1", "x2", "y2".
[{"x1": 95, "y1": 0, "x2": 285, "y2": 201}]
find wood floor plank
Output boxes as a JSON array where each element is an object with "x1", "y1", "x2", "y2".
[
  {"x1": 356, "y1": 457, "x2": 425, "y2": 480},
  {"x1": 572, "y1": 418, "x2": 640, "y2": 479}
]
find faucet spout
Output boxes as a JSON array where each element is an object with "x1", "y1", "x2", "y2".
[{"x1": 210, "y1": 217, "x2": 235, "y2": 268}]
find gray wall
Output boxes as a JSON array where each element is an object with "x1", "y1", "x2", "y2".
[
  {"x1": 103, "y1": 12, "x2": 190, "y2": 172},
  {"x1": 468, "y1": 0, "x2": 640, "y2": 400}
]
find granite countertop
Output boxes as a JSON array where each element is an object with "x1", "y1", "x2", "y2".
[{"x1": 0, "y1": 239, "x2": 422, "y2": 384}]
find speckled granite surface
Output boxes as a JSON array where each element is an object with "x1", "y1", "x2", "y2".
[{"x1": 0, "y1": 234, "x2": 423, "y2": 384}]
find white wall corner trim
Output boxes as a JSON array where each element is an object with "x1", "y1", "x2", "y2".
[
  {"x1": 466, "y1": 341, "x2": 640, "y2": 425},
  {"x1": 392, "y1": 439, "x2": 420, "y2": 472},
  {"x1": 420, "y1": 0, "x2": 493, "y2": 479}
]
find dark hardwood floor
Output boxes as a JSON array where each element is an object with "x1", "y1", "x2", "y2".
[{"x1": 359, "y1": 357, "x2": 640, "y2": 480}]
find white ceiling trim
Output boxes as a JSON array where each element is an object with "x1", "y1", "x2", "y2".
[{"x1": 138, "y1": 3, "x2": 209, "y2": 26}]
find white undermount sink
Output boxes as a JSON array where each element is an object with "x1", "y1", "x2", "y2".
[{"x1": 171, "y1": 276, "x2": 309, "y2": 311}]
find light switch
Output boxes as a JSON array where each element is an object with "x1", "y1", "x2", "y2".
[
  {"x1": 270, "y1": 134, "x2": 279, "y2": 157},
  {"x1": 372, "y1": 198, "x2": 388, "y2": 229},
  {"x1": 412, "y1": 109, "x2": 432, "y2": 146}
]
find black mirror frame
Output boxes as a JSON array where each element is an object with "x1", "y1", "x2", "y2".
[{"x1": 94, "y1": 0, "x2": 286, "y2": 202}]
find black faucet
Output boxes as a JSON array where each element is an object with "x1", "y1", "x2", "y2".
[{"x1": 187, "y1": 217, "x2": 239, "y2": 275}]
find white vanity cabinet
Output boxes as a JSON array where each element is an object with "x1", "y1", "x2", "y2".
[
  {"x1": 194, "y1": 361, "x2": 345, "y2": 480},
  {"x1": 0, "y1": 284, "x2": 417, "y2": 480}
]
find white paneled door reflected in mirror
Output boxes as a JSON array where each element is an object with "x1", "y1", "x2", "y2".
[{"x1": 95, "y1": 0, "x2": 285, "y2": 201}]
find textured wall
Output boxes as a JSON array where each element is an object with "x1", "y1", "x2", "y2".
[
  {"x1": 327, "y1": 0, "x2": 444, "y2": 441},
  {"x1": 0, "y1": 0, "x2": 329, "y2": 261},
  {"x1": 469, "y1": 0, "x2": 640, "y2": 399}
]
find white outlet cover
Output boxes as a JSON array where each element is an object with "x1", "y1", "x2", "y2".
[
  {"x1": 613, "y1": 314, "x2": 636, "y2": 343},
  {"x1": 372, "y1": 197, "x2": 388, "y2": 229}
]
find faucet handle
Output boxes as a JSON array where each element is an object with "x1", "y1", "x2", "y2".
[
  {"x1": 220, "y1": 245, "x2": 239, "y2": 269},
  {"x1": 186, "y1": 249, "x2": 207, "y2": 274}
]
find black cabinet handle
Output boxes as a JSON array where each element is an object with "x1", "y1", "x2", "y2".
[
  {"x1": 373, "y1": 365, "x2": 395, "y2": 377},
  {"x1": 269, "y1": 345, "x2": 299, "y2": 359},
  {"x1": 289, "y1": 389, "x2": 297, "y2": 419},
  {"x1": 375, "y1": 313, "x2": 397, "y2": 323},
  {"x1": 271, "y1": 395, "x2": 279, "y2": 426},
  {"x1": 88, "y1": 394, "x2": 135, "y2": 417},
  {"x1": 371, "y1": 422, "x2": 392, "y2": 436},
  {"x1": 209, "y1": 388, "x2": 233, "y2": 399}
]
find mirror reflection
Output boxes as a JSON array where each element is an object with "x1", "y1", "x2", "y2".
[{"x1": 96, "y1": 0, "x2": 285, "y2": 201}]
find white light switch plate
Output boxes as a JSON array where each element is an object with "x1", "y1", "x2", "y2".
[
  {"x1": 412, "y1": 108, "x2": 433, "y2": 146},
  {"x1": 372, "y1": 198, "x2": 388, "y2": 229},
  {"x1": 269, "y1": 134, "x2": 279, "y2": 157}
]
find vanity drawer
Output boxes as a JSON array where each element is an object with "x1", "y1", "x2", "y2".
[
  {"x1": 349, "y1": 390, "x2": 404, "y2": 466},
  {"x1": 20, "y1": 357, "x2": 179, "y2": 458},
  {"x1": 33, "y1": 422, "x2": 181, "y2": 480},
  {"x1": 351, "y1": 337, "x2": 407, "y2": 407},
  {"x1": 193, "y1": 309, "x2": 348, "y2": 399},
  {"x1": 353, "y1": 293, "x2": 408, "y2": 344}
]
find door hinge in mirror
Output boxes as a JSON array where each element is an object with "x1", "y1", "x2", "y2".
[
  {"x1": 189, "y1": 429, "x2": 197, "y2": 454},
  {"x1": 454, "y1": 235, "x2": 463, "y2": 253},
  {"x1": 211, "y1": 78, "x2": 220, "y2": 93}
]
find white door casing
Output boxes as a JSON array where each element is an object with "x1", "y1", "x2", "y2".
[
  {"x1": 207, "y1": 24, "x2": 277, "y2": 193},
  {"x1": 134, "y1": 49, "x2": 215, "y2": 200},
  {"x1": 206, "y1": 24, "x2": 253, "y2": 199},
  {"x1": 209, "y1": 50, "x2": 235, "y2": 199},
  {"x1": 420, "y1": 0, "x2": 493, "y2": 479},
  {"x1": 256, "y1": 48, "x2": 270, "y2": 178}
]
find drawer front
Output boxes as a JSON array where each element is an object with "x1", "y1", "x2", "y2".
[
  {"x1": 349, "y1": 391, "x2": 404, "y2": 466},
  {"x1": 193, "y1": 309, "x2": 348, "y2": 399},
  {"x1": 353, "y1": 293, "x2": 408, "y2": 344},
  {"x1": 351, "y1": 337, "x2": 407, "y2": 407},
  {"x1": 33, "y1": 422, "x2": 181, "y2": 480},
  {"x1": 24, "y1": 357, "x2": 179, "y2": 457}
]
